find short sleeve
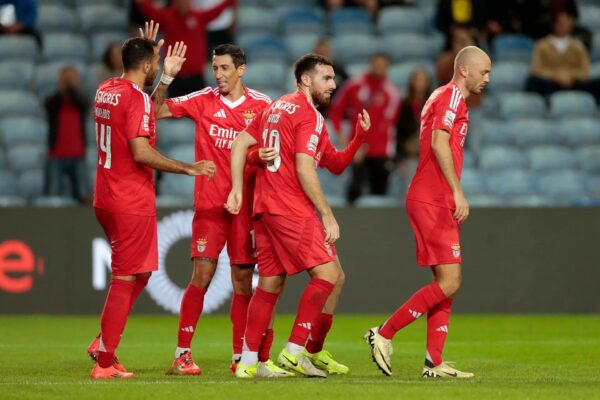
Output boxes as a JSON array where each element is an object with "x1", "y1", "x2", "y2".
[
  {"x1": 166, "y1": 91, "x2": 204, "y2": 119},
  {"x1": 432, "y1": 86, "x2": 463, "y2": 134},
  {"x1": 245, "y1": 108, "x2": 265, "y2": 141},
  {"x1": 126, "y1": 91, "x2": 152, "y2": 140},
  {"x1": 294, "y1": 108, "x2": 324, "y2": 158}
]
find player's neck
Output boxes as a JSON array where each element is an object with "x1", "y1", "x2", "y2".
[
  {"x1": 222, "y1": 85, "x2": 245, "y2": 103},
  {"x1": 122, "y1": 72, "x2": 146, "y2": 90},
  {"x1": 451, "y1": 77, "x2": 470, "y2": 99},
  {"x1": 298, "y1": 87, "x2": 316, "y2": 107}
]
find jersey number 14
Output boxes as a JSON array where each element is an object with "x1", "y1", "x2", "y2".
[{"x1": 96, "y1": 122, "x2": 112, "y2": 169}]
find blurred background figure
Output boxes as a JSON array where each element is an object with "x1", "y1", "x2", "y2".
[
  {"x1": 193, "y1": 0, "x2": 237, "y2": 57},
  {"x1": 526, "y1": 11, "x2": 600, "y2": 104},
  {"x1": 134, "y1": 0, "x2": 235, "y2": 97},
  {"x1": 0, "y1": 0, "x2": 40, "y2": 47},
  {"x1": 329, "y1": 53, "x2": 401, "y2": 204},
  {"x1": 395, "y1": 68, "x2": 431, "y2": 176},
  {"x1": 43, "y1": 66, "x2": 89, "y2": 204},
  {"x1": 96, "y1": 42, "x2": 123, "y2": 87}
]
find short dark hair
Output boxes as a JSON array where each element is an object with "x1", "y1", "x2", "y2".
[
  {"x1": 213, "y1": 44, "x2": 246, "y2": 68},
  {"x1": 371, "y1": 52, "x2": 391, "y2": 63},
  {"x1": 293, "y1": 53, "x2": 333, "y2": 84},
  {"x1": 122, "y1": 37, "x2": 156, "y2": 71}
]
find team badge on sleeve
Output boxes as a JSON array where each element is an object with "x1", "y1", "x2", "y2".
[
  {"x1": 307, "y1": 134, "x2": 319, "y2": 152},
  {"x1": 196, "y1": 238, "x2": 208, "y2": 253},
  {"x1": 443, "y1": 110, "x2": 456, "y2": 128}
]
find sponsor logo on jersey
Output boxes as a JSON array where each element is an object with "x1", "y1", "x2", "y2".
[
  {"x1": 197, "y1": 238, "x2": 208, "y2": 253},
  {"x1": 451, "y1": 243, "x2": 461, "y2": 258},
  {"x1": 95, "y1": 91, "x2": 121, "y2": 106},
  {"x1": 443, "y1": 110, "x2": 456, "y2": 127}
]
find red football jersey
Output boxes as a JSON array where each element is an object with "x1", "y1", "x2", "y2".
[
  {"x1": 407, "y1": 82, "x2": 469, "y2": 209},
  {"x1": 246, "y1": 91, "x2": 328, "y2": 218},
  {"x1": 166, "y1": 87, "x2": 271, "y2": 212},
  {"x1": 93, "y1": 78, "x2": 156, "y2": 216}
]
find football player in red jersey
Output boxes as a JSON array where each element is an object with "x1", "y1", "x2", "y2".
[
  {"x1": 150, "y1": 40, "x2": 295, "y2": 376},
  {"x1": 225, "y1": 54, "x2": 371, "y2": 378},
  {"x1": 88, "y1": 23, "x2": 215, "y2": 379},
  {"x1": 364, "y1": 46, "x2": 491, "y2": 379}
]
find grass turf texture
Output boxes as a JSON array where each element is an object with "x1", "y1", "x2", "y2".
[{"x1": 0, "y1": 315, "x2": 599, "y2": 400}]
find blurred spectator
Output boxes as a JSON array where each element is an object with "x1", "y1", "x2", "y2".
[
  {"x1": 96, "y1": 42, "x2": 123, "y2": 87},
  {"x1": 0, "y1": 0, "x2": 41, "y2": 47},
  {"x1": 193, "y1": 0, "x2": 236, "y2": 58},
  {"x1": 519, "y1": 0, "x2": 578, "y2": 40},
  {"x1": 396, "y1": 68, "x2": 431, "y2": 165},
  {"x1": 435, "y1": 0, "x2": 489, "y2": 41},
  {"x1": 329, "y1": 53, "x2": 401, "y2": 204},
  {"x1": 44, "y1": 66, "x2": 89, "y2": 203},
  {"x1": 525, "y1": 12, "x2": 600, "y2": 104},
  {"x1": 437, "y1": 26, "x2": 482, "y2": 107},
  {"x1": 313, "y1": 38, "x2": 349, "y2": 116},
  {"x1": 135, "y1": 0, "x2": 236, "y2": 97}
]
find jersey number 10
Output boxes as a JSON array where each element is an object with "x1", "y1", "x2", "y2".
[
  {"x1": 262, "y1": 128, "x2": 281, "y2": 172},
  {"x1": 96, "y1": 122, "x2": 112, "y2": 169}
]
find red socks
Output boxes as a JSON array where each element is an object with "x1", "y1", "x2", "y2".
[
  {"x1": 306, "y1": 313, "x2": 333, "y2": 354},
  {"x1": 98, "y1": 279, "x2": 137, "y2": 367},
  {"x1": 230, "y1": 293, "x2": 252, "y2": 355},
  {"x1": 288, "y1": 279, "x2": 334, "y2": 347},
  {"x1": 128, "y1": 275, "x2": 149, "y2": 313},
  {"x1": 379, "y1": 282, "x2": 446, "y2": 340},
  {"x1": 177, "y1": 283, "x2": 207, "y2": 348},
  {"x1": 426, "y1": 297, "x2": 453, "y2": 366},
  {"x1": 258, "y1": 328, "x2": 274, "y2": 362},
  {"x1": 244, "y1": 288, "x2": 279, "y2": 351}
]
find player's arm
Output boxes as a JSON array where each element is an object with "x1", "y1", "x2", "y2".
[
  {"x1": 151, "y1": 41, "x2": 187, "y2": 119},
  {"x1": 321, "y1": 109, "x2": 370, "y2": 175},
  {"x1": 296, "y1": 153, "x2": 339, "y2": 243},
  {"x1": 129, "y1": 137, "x2": 216, "y2": 177},
  {"x1": 225, "y1": 131, "x2": 257, "y2": 214},
  {"x1": 431, "y1": 130, "x2": 469, "y2": 222}
]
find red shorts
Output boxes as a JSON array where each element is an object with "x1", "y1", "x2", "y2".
[
  {"x1": 190, "y1": 210, "x2": 257, "y2": 265},
  {"x1": 254, "y1": 213, "x2": 336, "y2": 277},
  {"x1": 406, "y1": 200, "x2": 462, "y2": 267},
  {"x1": 94, "y1": 208, "x2": 158, "y2": 276}
]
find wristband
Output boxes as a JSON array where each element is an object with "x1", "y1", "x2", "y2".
[{"x1": 160, "y1": 73, "x2": 174, "y2": 85}]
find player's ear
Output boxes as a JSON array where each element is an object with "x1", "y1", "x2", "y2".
[
  {"x1": 237, "y1": 64, "x2": 247, "y2": 78},
  {"x1": 143, "y1": 60, "x2": 151, "y2": 75},
  {"x1": 300, "y1": 73, "x2": 312, "y2": 88},
  {"x1": 459, "y1": 64, "x2": 468, "y2": 79}
]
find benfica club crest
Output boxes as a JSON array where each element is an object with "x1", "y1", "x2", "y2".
[
  {"x1": 243, "y1": 110, "x2": 256, "y2": 126},
  {"x1": 197, "y1": 238, "x2": 208, "y2": 253},
  {"x1": 451, "y1": 244, "x2": 461, "y2": 258}
]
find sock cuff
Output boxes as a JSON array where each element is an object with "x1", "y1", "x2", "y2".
[
  {"x1": 110, "y1": 278, "x2": 137, "y2": 289},
  {"x1": 254, "y1": 287, "x2": 279, "y2": 304},
  {"x1": 320, "y1": 312, "x2": 333, "y2": 323},
  {"x1": 430, "y1": 282, "x2": 447, "y2": 302},
  {"x1": 309, "y1": 278, "x2": 335, "y2": 294},
  {"x1": 232, "y1": 293, "x2": 252, "y2": 302},
  {"x1": 135, "y1": 274, "x2": 150, "y2": 286},
  {"x1": 187, "y1": 283, "x2": 207, "y2": 296}
]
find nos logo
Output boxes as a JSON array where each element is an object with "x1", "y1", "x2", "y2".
[{"x1": 92, "y1": 210, "x2": 257, "y2": 314}]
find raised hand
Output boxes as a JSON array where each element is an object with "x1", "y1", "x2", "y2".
[
  {"x1": 139, "y1": 20, "x2": 164, "y2": 50},
  {"x1": 163, "y1": 41, "x2": 187, "y2": 78},
  {"x1": 357, "y1": 108, "x2": 371, "y2": 132},
  {"x1": 224, "y1": 190, "x2": 242, "y2": 215},
  {"x1": 187, "y1": 160, "x2": 216, "y2": 179}
]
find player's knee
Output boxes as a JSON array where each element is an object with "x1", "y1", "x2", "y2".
[
  {"x1": 439, "y1": 276, "x2": 461, "y2": 297},
  {"x1": 232, "y1": 279, "x2": 253, "y2": 296},
  {"x1": 335, "y1": 270, "x2": 346, "y2": 288}
]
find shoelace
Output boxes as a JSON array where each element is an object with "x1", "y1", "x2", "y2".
[{"x1": 181, "y1": 353, "x2": 194, "y2": 366}]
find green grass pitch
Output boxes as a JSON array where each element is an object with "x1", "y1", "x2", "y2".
[{"x1": 1, "y1": 315, "x2": 599, "y2": 400}]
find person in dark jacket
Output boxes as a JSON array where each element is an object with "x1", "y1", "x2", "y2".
[{"x1": 44, "y1": 66, "x2": 89, "y2": 203}]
